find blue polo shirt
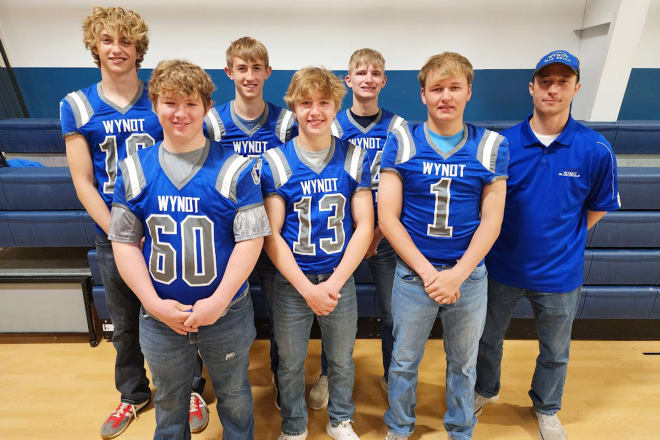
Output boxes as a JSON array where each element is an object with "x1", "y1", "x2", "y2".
[{"x1": 486, "y1": 115, "x2": 620, "y2": 292}]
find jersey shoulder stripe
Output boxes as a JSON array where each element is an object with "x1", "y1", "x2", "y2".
[
  {"x1": 331, "y1": 119, "x2": 343, "y2": 138},
  {"x1": 215, "y1": 153, "x2": 251, "y2": 203},
  {"x1": 344, "y1": 141, "x2": 367, "y2": 182},
  {"x1": 205, "y1": 107, "x2": 226, "y2": 141},
  {"x1": 63, "y1": 90, "x2": 94, "y2": 129},
  {"x1": 393, "y1": 123, "x2": 416, "y2": 165},
  {"x1": 275, "y1": 107, "x2": 295, "y2": 143},
  {"x1": 476, "y1": 129, "x2": 505, "y2": 173},
  {"x1": 387, "y1": 114, "x2": 406, "y2": 132},
  {"x1": 119, "y1": 152, "x2": 147, "y2": 201},
  {"x1": 263, "y1": 147, "x2": 292, "y2": 189}
]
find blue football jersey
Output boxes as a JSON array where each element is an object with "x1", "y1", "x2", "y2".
[
  {"x1": 113, "y1": 140, "x2": 263, "y2": 304},
  {"x1": 261, "y1": 137, "x2": 371, "y2": 274},
  {"x1": 331, "y1": 108, "x2": 406, "y2": 192},
  {"x1": 60, "y1": 82, "x2": 163, "y2": 214},
  {"x1": 204, "y1": 101, "x2": 297, "y2": 158},
  {"x1": 380, "y1": 123, "x2": 509, "y2": 266}
]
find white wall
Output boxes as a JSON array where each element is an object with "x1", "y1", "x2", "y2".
[{"x1": 1, "y1": 0, "x2": 595, "y2": 70}]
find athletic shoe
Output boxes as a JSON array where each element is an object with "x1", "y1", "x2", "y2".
[
  {"x1": 326, "y1": 420, "x2": 360, "y2": 440},
  {"x1": 532, "y1": 408, "x2": 567, "y2": 440},
  {"x1": 189, "y1": 392, "x2": 209, "y2": 433},
  {"x1": 100, "y1": 399, "x2": 149, "y2": 439},
  {"x1": 277, "y1": 429, "x2": 308, "y2": 440},
  {"x1": 380, "y1": 375, "x2": 388, "y2": 392},
  {"x1": 473, "y1": 392, "x2": 499, "y2": 416},
  {"x1": 384, "y1": 432, "x2": 409, "y2": 440},
  {"x1": 308, "y1": 374, "x2": 329, "y2": 410}
]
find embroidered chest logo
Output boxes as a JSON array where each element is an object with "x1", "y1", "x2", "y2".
[{"x1": 558, "y1": 170, "x2": 581, "y2": 178}]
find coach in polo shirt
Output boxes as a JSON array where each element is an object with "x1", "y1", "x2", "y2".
[{"x1": 474, "y1": 50, "x2": 620, "y2": 440}]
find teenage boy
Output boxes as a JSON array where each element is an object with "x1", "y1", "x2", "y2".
[
  {"x1": 110, "y1": 59, "x2": 268, "y2": 440},
  {"x1": 307, "y1": 49, "x2": 406, "y2": 408},
  {"x1": 204, "y1": 37, "x2": 296, "y2": 408},
  {"x1": 261, "y1": 67, "x2": 373, "y2": 440},
  {"x1": 475, "y1": 50, "x2": 620, "y2": 440},
  {"x1": 378, "y1": 52, "x2": 509, "y2": 440},
  {"x1": 59, "y1": 7, "x2": 168, "y2": 438}
]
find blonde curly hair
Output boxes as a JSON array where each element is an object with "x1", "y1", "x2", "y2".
[
  {"x1": 82, "y1": 6, "x2": 149, "y2": 69},
  {"x1": 284, "y1": 67, "x2": 346, "y2": 111}
]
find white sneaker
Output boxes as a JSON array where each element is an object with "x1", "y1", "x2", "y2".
[
  {"x1": 277, "y1": 429, "x2": 308, "y2": 440},
  {"x1": 326, "y1": 420, "x2": 360, "y2": 440},
  {"x1": 473, "y1": 392, "x2": 499, "y2": 416},
  {"x1": 308, "y1": 374, "x2": 329, "y2": 410},
  {"x1": 532, "y1": 408, "x2": 567, "y2": 440},
  {"x1": 384, "y1": 431, "x2": 409, "y2": 440}
]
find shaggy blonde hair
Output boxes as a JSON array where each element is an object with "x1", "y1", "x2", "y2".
[
  {"x1": 348, "y1": 48, "x2": 385, "y2": 73},
  {"x1": 418, "y1": 52, "x2": 474, "y2": 88},
  {"x1": 148, "y1": 60, "x2": 215, "y2": 111},
  {"x1": 82, "y1": 6, "x2": 149, "y2": 69},
  {"x1": 226, "y1": 36, "x2": 269, "y2": 69},
  {"x1": 284, "y1": 67, "x2": 346, "y2": 111}
]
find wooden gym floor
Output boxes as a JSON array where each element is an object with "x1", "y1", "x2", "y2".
[{"x1": 0, "y1": 336, "x2": 658, "y2": 439}]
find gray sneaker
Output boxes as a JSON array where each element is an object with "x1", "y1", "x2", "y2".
[
  {"x1": 532, "y1": 408, "x2": 567, "y2": 440},
  {"x1": 189, "y1": 392, "x2": 209, "y2": 433},
  {"x1": 308, "y1": 374, "x2": 329, "y2": 410},
  {"x1": 473, "y1": 392, "x2": 499, "y2": 416},
  {"x1": 100, "y1": 399, "x2": 149, "y2": 439},
  {"x1": 385, "y1": 432, "x2": 409, "y2": 440}
]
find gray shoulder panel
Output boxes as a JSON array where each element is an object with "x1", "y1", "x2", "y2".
[
  {"x1": 393, "y1": 124, "x2": 415, "y2": 165},
  {"x1": 344, "y1": 142, "x2": 367, "y2": 183},
  {"x1": 263, "y1": 148, "x2": 292, "y2": 189},
  {"x1": 331, "y1": 119, "x2": 343, "y2": 138},
  {"x1": 119, "y1": 152, "x2": 147, "y2": 201},
  {"x1": 205, "y1": 108, "x2": 226, "y2": 141},
  {"x1": 476, "y1": 129, "x2": 505, "y2": 173},
  {"x1": 275, "y1": 108, "x2": 295, "y2": 142},
  {"x1": 64, "y1": 90, "x2": 94, "y2": 128},
  {"x1": 215, "y1": 154, "x2": 251, "y2": 203}
]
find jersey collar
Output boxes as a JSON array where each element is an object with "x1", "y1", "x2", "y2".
[
  {"x1": 522, "y1": 113, "x2": 578, "y2": 148},
  {"x1": 230, "y1": 100, "x2": 269, "y2": 136},
  {"x1": 96, "y1": 81, "x2": 145, "y2": 115}
]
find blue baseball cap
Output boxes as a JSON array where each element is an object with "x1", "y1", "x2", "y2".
[{"x1": 533, "y1": 50, "x2": 580, "y2": 79}]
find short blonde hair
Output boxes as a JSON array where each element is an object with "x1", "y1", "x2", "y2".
[
  {"x1": 148, "y1": 60, "x2": 215, "y2": 111},
  {"x1": 226, "y1": 36, "x2": 269, "y2": 69},
  {"x1": 284, "y1": 67, "x2": 346, "y2": 111},
  {"x1": 82, "y1": 6, "x2": 149, "y2": 69},
  {"x1": 418, "y1": 52, "x2": 474, "y2": 88},
  {"x1": 348, "y1": 48, "x2": 385, "y2": 73}
]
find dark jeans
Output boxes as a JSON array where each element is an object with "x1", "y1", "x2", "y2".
[
  {"x1": 320, "y1": 238, "x2": 396, "y2": 377},
  {"x1": 476, "y1": 277, "x2": 581, "y2": 415},
  {"x1": 96, "y1": 232, "x2": 151, "y2": 404},
  {"x1": 255, "y1": 251, "x2": 279, "y2": 381},
  {"x1": 97, "y1": 232, "x2": 204, "y2": 403}
]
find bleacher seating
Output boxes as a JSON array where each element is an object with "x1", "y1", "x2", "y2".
[{"x1": 1, "y1": 118, "x2": 659, "y2": 332}]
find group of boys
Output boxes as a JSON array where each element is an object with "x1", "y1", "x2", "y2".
[{"x1": 61, "y1": 6, "x2": 620, "y2": 440}]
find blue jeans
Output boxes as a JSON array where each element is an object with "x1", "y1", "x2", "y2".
[
  {"x1": 476, "y1": 277, "x2": 581, "y2": 415},
  {"x1": 96, "y1": 232, "x2": 150, "y2": 404},
  {"x1": 321, "y1": 238, "x2": 396, "y2": 378},
  {"x1": 139, "y1": 290, "x2": 256, "y2": 440},
  {"x1": 254, "y1": 251, "x2": 279, "y2": 381},
  {"x1": 273, "y1": 272, "x2": 358, "y2": 435},
  {"x1": 385, "y1": 262, "x2": 488, "y2": 440}
]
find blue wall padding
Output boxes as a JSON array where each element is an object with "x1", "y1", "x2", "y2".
[
  {"x1": 586, "y1": 250, "x2": 660, "y2": 285},
  {"x1": 613, "y1": 121, "x2": 660, "y2": 154},
  {"x1": 0, "y1": 167, "x2": 81, "y2": 210},
  {"x1": 87, "y1": 249, "x2": 101, "y2": 286},
  {"x1": 92, "y1": 286, "x2": 110, "y2": 320},
  {"x1": 5, "y1": 211, "x2": 90, "y2": 247},
  {"x1": 0, "y1": 118, "x2": 64, "y2": 153},
  {"x1": 589, "y1": 211, "x2": 660, "y2": 248},
  {"x1": 617, "y1": 168, "x2": 660, "y2": 210},
  {"x1": 619, "y1": 69, "x2": 660, "y2": 120},
  {"x1": 650, "y1": 289, "x2": 660, "y2": 319},
  {"x1": 581, "y1": 286, "x2": 658, "y2": 319}
]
